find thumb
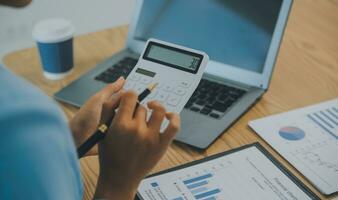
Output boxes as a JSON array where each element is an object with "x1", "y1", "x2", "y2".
[
  {"x1": 160, "y1": 113, "x2": 180, "y2": 148},
  {"x1": 99, "y1": 77, "x2": 125, "y2": 100}
]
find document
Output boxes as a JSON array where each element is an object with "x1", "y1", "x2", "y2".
[
  {"x1": 249, "y1": 98, "x2": 338, "y2": 195},
  {"x1": 137, "y1": 144, "x2": 317, "y2": 200}
]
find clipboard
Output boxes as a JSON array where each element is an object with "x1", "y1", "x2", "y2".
[{"x1": 136, "y1": 143, "x2": 319, "y2": 200}]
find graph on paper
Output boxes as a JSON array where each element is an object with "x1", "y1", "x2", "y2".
[
  {"x1": 137, "y1": 146, "x2": 316, "y2": 200},
  {"x1": 143, "y1": 165, "x2": 226, "y2": 200},
  {"x1": 249, "y1": 98, "x2": 338, "y2": 195},
  {"x1": 307, "y1": 107, "x2": 338, "y2": 139},
  {"x1": 279, "y1": 126, "x2": 306, "y2": 141},
  {"x1": 152, "y1": 172, "x2": 221, "y2": 200}
]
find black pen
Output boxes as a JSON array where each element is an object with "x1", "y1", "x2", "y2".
[{"x1": 77, "y1": 82, "x2": 158, "y2": 158}]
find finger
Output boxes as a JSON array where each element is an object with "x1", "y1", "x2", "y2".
[
  {"x1": 135, "y1": 104, "x2": 148, "y2": 126},
  {"x1": 100, "y1": 91, "x2": 124, "y2": 124},
  {"x1": 100, "y1": 102, "x2": 116, "y2": 124},
  {"x1": 160, "y1": 113, "x2": 180, "y2": 147},
  {"x1": 108, "y1": 90, "x2": 125, "y2": 109},
  {"x1": 98, "y1": 77, "x2": 125, "y2": 100},
  {"x1": 106, "y1": 91, "x2": 124, "y2": 110},
  {"x1": 115, "y1": 90, "x2": 138, "y2": 121},
  {"x1": 147, "y1": 101, "x2": 166, "y2": 131}
]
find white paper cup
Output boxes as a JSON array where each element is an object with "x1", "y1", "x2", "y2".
[{"x1": 33, "y1": 18, "x2": 75, "y2": 80}]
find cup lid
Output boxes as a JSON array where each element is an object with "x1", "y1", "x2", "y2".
[{"x1": 33, "y1": 18, "x2": 75, "y2": 43}]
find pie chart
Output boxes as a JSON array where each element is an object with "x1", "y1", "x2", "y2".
[{"x1": 279, "y1": 126, "x2": 305, "y2": 141}]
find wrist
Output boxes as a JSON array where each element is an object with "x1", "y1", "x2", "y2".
[
  {"x1": 94, "y1": 173, "x2": 140, "y2": 200},
  {"x1": 69, "y1": 119, "x2": 81, "y2": 146}
]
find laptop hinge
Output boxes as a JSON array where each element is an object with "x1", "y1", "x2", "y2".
[{"x1": 202, "y1": 73, "x2": 261, "y2": 91}]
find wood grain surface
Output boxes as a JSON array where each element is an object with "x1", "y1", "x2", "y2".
[{"x1": 3, "y1": 0, "x2": 338, "y2": 199}]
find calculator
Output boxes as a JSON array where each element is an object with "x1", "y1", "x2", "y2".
[{"x1": 124, "y1": 39, "x2": 209, "y2": 130}]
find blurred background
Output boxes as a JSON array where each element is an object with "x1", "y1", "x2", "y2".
[{"x1": 0, "y1": 0, "x2": 135, "y2": 60}]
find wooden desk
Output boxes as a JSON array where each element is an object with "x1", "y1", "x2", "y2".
[{"x1": 3, "y1": 0, "x2": 338, "y2": 199}]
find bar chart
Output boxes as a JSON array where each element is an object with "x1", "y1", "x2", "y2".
[
  {"x1": 183, "y1": 173, "x2": 220, "y2": 199},
  {"x1": 307, "y1": 107, "x2": 338, "y2": 139}
]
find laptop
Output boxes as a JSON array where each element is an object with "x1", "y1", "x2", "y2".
[{"x1": 55, "y1": 0, "x2": 293, "y2": 149}]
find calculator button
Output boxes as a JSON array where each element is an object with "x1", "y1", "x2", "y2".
[
  {"x1": 179, "y1": 81, "x2": 191, "y2": 88},
  {"x1": 148, "y1": 90, "x2": 159, "y2": 99},
  {"x1": 156, "y1": 83, "x2": 164, "y2": 89},
  {"x1": 124, "y1": 81, "x2": 135, "y2": 90},
  {"x1": 167, "y1": 94, "x2": 181, "y2": 106},
  {"x1": 165, "y1": 105, "x2": 175, "y2": 112},
  {"x1": 163, "y1": 85, "x2": 174, "y2": 92},
  {"x1": 129, "y1": 74, "x2": 140, "y2": 81},
  {"x1": 173, "y1": 88, "x2": 186, "y2": 96},
  {"x1": 140, "y1": 77, "x2": 151, "y2": 84},
  {"x1": 157, "y1": 91, "x2": 169, "y2": 102},
  {"x1": 134, "y1": 84, "x2": 146, "y2": 93}
]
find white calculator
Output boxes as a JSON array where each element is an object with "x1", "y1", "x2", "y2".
[{"x1": 124, "y1": 39, "x2": 209, "y2": 129}]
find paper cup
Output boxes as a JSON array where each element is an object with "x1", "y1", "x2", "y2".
[{"x1": 33, "y1": 18, "x2": 75, "y2": 80}]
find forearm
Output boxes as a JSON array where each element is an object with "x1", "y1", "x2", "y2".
[
  {"x1": 69, "y1": 119, "x2": 81, "y2": 148},
  {"x1": 0, "y1": 0, "x2": 32, "y2": 7}
]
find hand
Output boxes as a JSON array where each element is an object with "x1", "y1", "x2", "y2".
[
  {"x1": 0, "y1": 0, "x2": 32, "y2": 7},
  {"x1": 94, "y1": 91, "x2": 180, "y2": 200},
  {"x1": 69, "y1": 77, "x2": 125, "y2": 156}
]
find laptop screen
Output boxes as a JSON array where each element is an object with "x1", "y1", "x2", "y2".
[{"x1": 134, "y1": 0, "x2": 283, "y2": 74}]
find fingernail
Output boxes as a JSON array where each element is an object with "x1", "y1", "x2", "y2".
[
  {"x1": 148, "y1": 100, "x2": 159, "y2": 105},
  {"x1": 114, "y1": 77, "x2": 124, "y2": 84}
]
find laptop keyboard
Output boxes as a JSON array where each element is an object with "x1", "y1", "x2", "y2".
[
  {"x1": 184, "y1": 79, "x2": 246, "y2": 119},
  {"x1": 94, "y1": 57, "x2": 138, "y2": 83},
  {"x1": 95, "y1": 57, "x2": 246, "y2": 119}
]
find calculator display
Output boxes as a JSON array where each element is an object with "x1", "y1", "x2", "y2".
[
  {"x1": 143, "y1": 41, "x2": 203, "y2": 74},
  {"x1": 136, "y1": 68, "x2": 156, "y2": 77}
]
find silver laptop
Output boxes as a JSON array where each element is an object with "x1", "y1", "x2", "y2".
[{"x1": 55, "y1": 0, "x2": 293, "y2": 149}]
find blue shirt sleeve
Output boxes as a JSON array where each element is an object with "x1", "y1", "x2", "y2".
[{"x1": 0, "y1": 65, "x2": 83, "y2": 199}]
